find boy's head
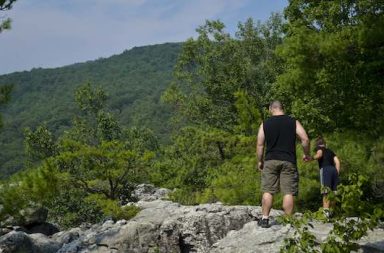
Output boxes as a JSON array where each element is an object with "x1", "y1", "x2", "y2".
[{"x1": 316, "y1": 136, "x2": 326, "y2": 148}]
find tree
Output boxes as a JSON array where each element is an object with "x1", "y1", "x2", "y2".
[
  {"x1": 0, "y1": 84, "x2": 12, "y2": 129},
  {"x1": 272, "y1": 0, "x2": 384, "y2": 209},
  {"x1": 163, "y1": 14, "x2": 284, "y2": 133},
  {"x1": 274, "y1": 0, "x2": 384, "y2": 136},
  {"x1": 1, "y1": 83, "x2": 156, "y2": 227},
  {"x1": 0, "y1": 0, "x2": 17, "y2": 33},
  {"x1": 157, "y1": 15, "x2": 285, "y2": 204},
  {"x1": 45, "y1": 83, "x2": 155, "y2": 201}
]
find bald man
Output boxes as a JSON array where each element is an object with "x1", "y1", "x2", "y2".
[{"x1": 257, "y1": 101, "x2": 311, "y2": 228}]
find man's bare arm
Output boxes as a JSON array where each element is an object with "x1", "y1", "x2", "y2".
[
  {"x1": 257, "y1": 123, "x2": 265, "y2": 170},
  {"x1": 296, "y1": 120, "x2": 310, "y2": 158}
]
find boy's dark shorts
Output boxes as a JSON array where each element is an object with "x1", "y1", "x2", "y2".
[
  {"x1": 320, "y1": 165, "x2": 339, "y2": 193},
  {"x1": 262, "y1": 160, "x2": 299, "y2": 196}
]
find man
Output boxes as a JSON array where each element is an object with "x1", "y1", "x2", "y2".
[{"x1": 256, "y1": 101, "x2": 311, "y2": 228}]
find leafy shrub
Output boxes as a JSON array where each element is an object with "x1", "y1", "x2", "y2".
[
  {"x1": 280, "y1": 174, "x2": 384, "y2": 253},
  {"x1": 85, "y1": 194, "x2": 140, "y2": 221}
]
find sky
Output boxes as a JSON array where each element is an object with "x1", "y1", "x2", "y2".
[{"x1": 0, "y1": 0, "x2": 287, "y2": 75}]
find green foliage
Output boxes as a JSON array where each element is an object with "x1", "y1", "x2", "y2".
[
  {"x1": 0, "y1": 83, "x2": 156, "y2": 228},
  {"x1": 164, "y1": 15, "x2": 284, "y2": 131},
  {"x1": 157, "y1": 15, "x2": 285, "y2": 205},
  {"x1": 85, "y1": 194, "x2": 140, "y2": 221},
  {"x1": 0, "y1": 43, "x2": 181, "y2": 177},
  {"x1": 46, "y1": 187, "x2": 104, "y2": 229},
  {"x1": 75, "y1": 83, "x2": 107, "y2": 115},
  {"x1": 0, "y1": 0, "x2": 17, "y2": 33},
  {"x1": 0, "y1": 84, "x2": 12, "y2": 129},
  {"x1": 199, "y1": 156, "x2": 261, "y2": 205},
  {"x1": 24, "y1": 125, "x2": 58, "y2": 162},
  {"x1": 274, "y1": 0, "x2": 384, "y2": 136},
  {"x1": 152, "y1": 127, "x2": 233, "y2": 192},
  {"x1": 281, "y1": 174, "x2": 383, "y2": 253},
  {"x1": 0, "y1": 1, "x2": 383, "y2": 240},
  {"x1": 53, "y1": 84, "x2": 154, "y2": 202},
  {"x1": 56, "y1": 139, "x2": 150, "y2": 200},
  {"x1": 279, "y1": 213, "x2": 319, "y2": 253},
  {"x1": 366, "y1": 137, "x2": 384, "y2": 204},
  {"x1": 234, "y1": 91, "x2": 262, "y2": 136},
  {"x1": 0, "y1": 160, "x2": 62, "y2": 224}
]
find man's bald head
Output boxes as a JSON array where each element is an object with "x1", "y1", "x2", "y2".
[{"x1": 269, "y1": 100, "x2": 285, "y2": 115}]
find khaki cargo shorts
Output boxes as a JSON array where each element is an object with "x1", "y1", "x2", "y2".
[{"x1": 262, "y1": 160, "x2": 299, "y2": 196}]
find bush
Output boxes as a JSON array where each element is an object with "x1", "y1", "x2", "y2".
[
  {"x1": 199, "y1": 157, "x2": 261, "y2": 205},
  {"x1": 85, "y1": 194, "x2": 140, "y2": 221},
  {"x1": 46, "y1": 188, "x2": 104, "y2": 229},
  {"x1": 280, "y1": 174, "x2": 384, "y2": 253}
]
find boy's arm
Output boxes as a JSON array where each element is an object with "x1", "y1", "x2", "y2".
[
  {"x1": 313, "y1": 149, "x2": 323, "y2": 160},
  {"x1": 334, "y1": 156, "x2": 341, "y2": 174}
]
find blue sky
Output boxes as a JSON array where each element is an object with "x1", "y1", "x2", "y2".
[{"x1": 0, "y1": 0, "x2": 287, "y2": 74}]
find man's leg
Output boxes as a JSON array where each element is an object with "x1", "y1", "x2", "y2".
[
  {"x1": 262, "y1": 192, "x2": 273, "y2": 217},
  {"x1": 283, "y1": 194, "x2": 294, "y2": 215},
  {"x1": 259, "y1": 160, "x2": 279, "y2": 228},
  {"x1": 280, "y1": 162, "x2": 298, "y2": 215},
  {"x1": 259, "y1": 192, "x2": 273, "y2": 228}
]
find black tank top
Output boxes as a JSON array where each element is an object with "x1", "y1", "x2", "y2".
[
  {"x1": 315, "y1": 147, "x2": 336, "y2": 168},
  {"x1": 263, "y1": 115, "x2": 296, "y2": 164}
]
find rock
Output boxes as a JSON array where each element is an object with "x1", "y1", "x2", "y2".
[
  {"x1": 29, "y1": 233, "x2": 61, "y2": 253},
  {"x1": 211, "y1": 220, "x2": 384, "y2": 253},
  {"x1": 0, "y1": 231, "x2": 61, "y2": 253},
  {"x1": 132, "y1": 183, "x2": 171, "y2": 201},
  {"x1": 116, "y1": 219, "x2": 127, "y2": 226},
  {"x1": 0, "y1": 227, "x2": 13, "y2": 236},
  {"x1": 210, "y1": 221, "x2": 292, "y2": 253},
  {"x1": 359, "y1": 228, "x2": 384, "y2": 253},
  {"x1": 25, "y1": 222, "x2": 59, "y2": 236},
  {"x1": 2, "y1": 215, "x2": 17, "y2": 226},
  {"x1": 0, "y1": 231, "x2": 34, "y2": 253},
  {"x1": 53, "y1": 199, "x2": 265, "y2": 253},
  {"x1": 51, "y1": 228, "x2": 82, "y2": 245},
  {"x1": 1, "y1": 185, "x2": 383, "y2": 253}
]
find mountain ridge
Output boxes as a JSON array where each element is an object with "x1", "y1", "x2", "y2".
[{"x1": 0, "y1": 42, "x2": 182, "y2": 176}]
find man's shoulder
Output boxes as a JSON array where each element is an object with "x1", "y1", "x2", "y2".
[{"x1": 264, "y1": 115, "x2": 296, "y2": 125}]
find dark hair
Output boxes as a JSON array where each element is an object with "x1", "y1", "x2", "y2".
[{"x1": 315, "y1": 136, "x2": 326, "y2": 149}]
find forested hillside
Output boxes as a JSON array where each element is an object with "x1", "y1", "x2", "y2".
[
  {"x1": 0, "y1": 43, "x2": 181, "y2": 176},
  {"x1": 0, "y1": 1, "x2": 383, "y2": 246}
]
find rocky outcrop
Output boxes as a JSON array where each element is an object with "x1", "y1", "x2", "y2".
[
  {"x1": 0, "y1": 205, "x2": 59, "y2": 237},
  {"x1": 0, "y1": 184, "x2": 383, "y2": 253},
  {"x1": 56, "y1": 200, "x2": 274, "y2": 253}
]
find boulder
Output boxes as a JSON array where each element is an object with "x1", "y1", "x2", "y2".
[
  {"x1": 29, "y1": 233, "x2": 61, "y2": 253},
  {"x1": 0, "y1": 231, "x2": 34, "y2": 253},
  {"x1": 0, "y1": 231, "x2": 61, "y2": 253}
]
